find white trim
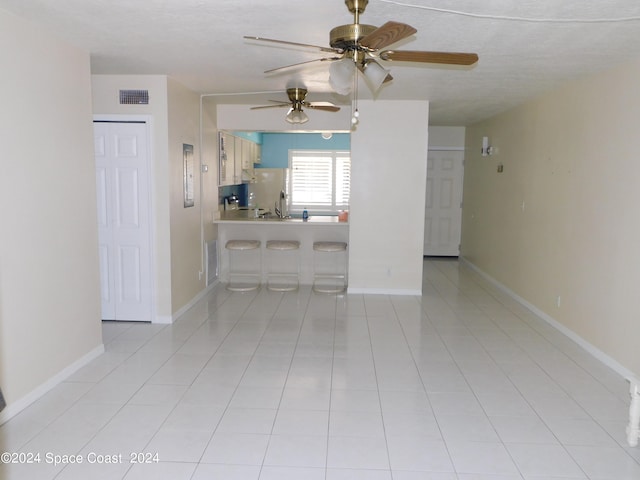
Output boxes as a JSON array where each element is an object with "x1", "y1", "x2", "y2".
[
  {"x1": 460, "y1": 257, "x2": 639, "y2": 383},
  {"x1": 168, "y1": 281, "x2": 219, "y2": 323},
  {"x1": 153, "y1": 315, "x2": 173, "y2": 325},
  {"x1": 0, "y1": 344, "x2": 105, "y2": 425},
  {"x1": 627, "y1": 381, "x2": 640, "y2": 447},
  {"x1": 428, "y1": 146, "x2": 465, "y2": 151},
  {"x1": 347, "y1": 287, "x2": 422, "y2": 296}
]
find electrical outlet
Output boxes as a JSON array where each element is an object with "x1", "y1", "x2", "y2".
[{"x1": 556, "y1": 295, "x2": 562, "y2": 308}]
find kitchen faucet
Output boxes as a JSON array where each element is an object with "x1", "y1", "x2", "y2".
[{"x1": 274, "y1": 190, "x2": 287, "y2": 218}]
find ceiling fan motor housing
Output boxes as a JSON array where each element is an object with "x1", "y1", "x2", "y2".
[
  {"x1": 286, "y1": 87, "x2": 307, "y2": 103},
  {"x1": 330, "y1": 24, "x2": 377, "y2": 50}
]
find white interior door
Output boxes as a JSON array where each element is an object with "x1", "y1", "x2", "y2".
[
  {"x1": 424, "y1": 149, "x2": 465, "y2": 256},
  {"x1": 94, "y1": 121, "x2": 152, "y2": 321}
]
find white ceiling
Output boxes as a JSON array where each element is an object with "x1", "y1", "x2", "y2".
[{"x1": 2, "y1": 0, "x2": 640, "y2": 125}]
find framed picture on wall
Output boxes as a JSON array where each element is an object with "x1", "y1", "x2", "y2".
[{"x1": 183, "y1": 143, "x2": 195, "y2": 208}]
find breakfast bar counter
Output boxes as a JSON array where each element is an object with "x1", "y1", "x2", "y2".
[
  {"x1": 214, "y1": 213, "x2": 349, "y2": 286},
  {"x1": 215, "y1": 210, "x2": 347, "y2": 225}
]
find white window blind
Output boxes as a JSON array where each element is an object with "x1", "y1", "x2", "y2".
[{"x1": 288, "y1": 150, "x2": 350, "y2": 213}]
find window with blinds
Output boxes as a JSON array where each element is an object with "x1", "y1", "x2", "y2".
[{"x1": 288, "y1": 150, "x2": 350, "y2": 214}]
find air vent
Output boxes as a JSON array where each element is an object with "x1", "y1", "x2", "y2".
[{"x1": 119, "y1": 90, "x2": 149, "y2": 105}]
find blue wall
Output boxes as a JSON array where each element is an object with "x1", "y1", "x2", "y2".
[
  {"x1": 260, "y1": 133, "x2": 350, "y2": 168},
  {"x1": 232, "y1": 131, "x2": 263, "y2": 143}
]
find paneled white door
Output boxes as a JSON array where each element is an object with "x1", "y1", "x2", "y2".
[
  {"x1": 424, "y1": 149, "x2": 465, "y2": 256},
  {"x1": 94, "y1": 121, "x2": 152, "y2": 321}
]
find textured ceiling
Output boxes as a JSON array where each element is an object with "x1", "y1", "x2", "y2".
[{"x1": 2, "y1": 0, "x2": 640, "y2": 125}]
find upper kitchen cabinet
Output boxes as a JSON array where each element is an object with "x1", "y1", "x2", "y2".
[
  {"x1": 218, "y1": 131, "x2": 236, "y2": 186},
  {"x1": 253, "y1": 143, "x2": 261, "y2": 165},
  {"x1": 239, "y1": 137, "x2": 254, "y2": 169},
  {"x1": 218, "y1": 131, "x2": 260, "y2": 186},
  {"x1": 234, "y1": 136, "x2": 244, "y2": 184}
]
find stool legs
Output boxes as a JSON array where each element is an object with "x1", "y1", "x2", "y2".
[
  {"x1": 313, "y1": 242, "x2": 348, "y2": 294},
  {"x1": 266, "y1": 240, "x2": 300, "y2": 292},
  {"x1": 226, "y1": 240, "x2": 261, "y2": 292}
]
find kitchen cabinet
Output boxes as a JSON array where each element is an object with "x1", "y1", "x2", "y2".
[
  {"x1": 240, "y1": 138, "x2": 253, "y2": 169},
  {"x1": 254, "y1": 143, "x2": 261, "y2": 164},
  {"x1": 219, "y1": 132, "x2": 261, "y2": 186},
  {"x1": 218, "y1": 131, "x2": 236, "y2": 186},
  {"x1": 234, "y1": 136, "x2": 244, "y2": 184}
]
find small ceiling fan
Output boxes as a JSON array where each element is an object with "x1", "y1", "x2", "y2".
[
  {"x1": 250, "y1": 87, "x2": 340, "y2": 124},
  {"x1": 244, "y1": 0, "x2": 478, "y2": 94}
]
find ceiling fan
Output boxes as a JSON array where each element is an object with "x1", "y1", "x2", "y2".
[
  {"x1": 244, "y1": 0, "x2": 478, "y2": 95},
  {"x1": 250, "y1": 87, "x2": 340, "y2": 124}
]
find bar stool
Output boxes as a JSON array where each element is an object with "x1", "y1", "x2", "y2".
[
  {"x1": 312, "y1": 241, "x2": 348, "y2": 293},
  {"x1": 265, "y1": 240, "x2": 300, "y2": 292},
  {"x1": 225, "y1": 239, "x2": 261, "y2": 291}
]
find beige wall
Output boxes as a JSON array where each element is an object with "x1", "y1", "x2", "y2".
[
  {"x1": 462, "y1": 59, "x2": 640, "y2": 378},
  {"x1": 167, "y1": 78, "x2": 210, "y2": 311},
  {"x1": 0, "y1": 9, "x2": 103, "y2": 417}
]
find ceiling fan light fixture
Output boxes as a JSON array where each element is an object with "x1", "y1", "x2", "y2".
[
  {"x1": 285, "y1": 106, "x2": 309, "y2": 124},
  {"x1": 329, "y1": 58, "x2": 356, "y2": 95},
  {"x1": 362, "y1": 59, "x2": 389, "y2": 92}
]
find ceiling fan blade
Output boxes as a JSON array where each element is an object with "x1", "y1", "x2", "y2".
[
  {"x1": 359, "y1": 21, "x2": 417, "y2": 51},
  {"x1": 379, "y1": 50, "x2": 479, "y2": 65},
  {"x1": 244, "y1": 36, "x2": 341, "y2": 54},
  {"x1": 264, "y1": 56, "x2": 342, "y2": 74},
  {"x1": 306, "y1": 103, "x2": 341, "y2": 112},
  {"x1": 305, "y1": 101, "x2": 338, "y2": 107},
  {"x1": 250, "y1": 104, "x2": 291, "y2": 110}
]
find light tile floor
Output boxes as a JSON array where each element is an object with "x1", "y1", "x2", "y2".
[{"x1": 1, "y1": 259, "x2": 640, "y2": 479}]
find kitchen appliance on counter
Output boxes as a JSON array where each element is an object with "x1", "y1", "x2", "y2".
[{"x1": 224, "y1": 192, "x2": 239, "y2": 210}]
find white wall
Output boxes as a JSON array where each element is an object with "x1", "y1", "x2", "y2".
[
  {"x1": 0, "y1": 9, "x2": 103, "y2": 420},
  {"x1": 349, "y1": 100, "x2": 430, "y2": 294},
  {"x1": 429, "y1": 126, "x2": 465, "y2": 149},
  {"x1": 463, "y1": 58, "x2": 640, "y2": 378},
  {"x1": 91, "y1": 75, "x2": 173, "y2": 321}
]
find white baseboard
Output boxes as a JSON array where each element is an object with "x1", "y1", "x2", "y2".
[
  {"x1": 153, "y1": 315, "x2": 173, "y2": 324},
  {"x1": 0, "y1": 344, "x2": 105, "y2": 425},
  {"x1": 460, "y1": 257, "x2": 639, "y2": 384},
  {"x1": 347, "y1": 287, "x2": 422, "y2": 296},
  {"x1": 151, "y1": 281, "x2": 220, "y2": 324},
  {"x1": 169, "y1": 281, "x2": 219, "y2": 323}
]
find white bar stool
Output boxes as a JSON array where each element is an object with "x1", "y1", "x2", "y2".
[
  {"x1": 265, "y1": 240, "x2": 300, "y2": 292},
  {"x1": 225, "y1": 239, "x2": 261, "y2": 291},
  {"x1": 312, "y1": 241, "x2": 348, "y2": 293}
]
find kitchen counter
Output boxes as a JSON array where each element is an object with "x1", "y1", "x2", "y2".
[
  {"x1": 215, "y1": 210, "x2": 347, "y2": 225},
  {"x1": 214, "y1": 211, "x2": 349, "y2": 285}
]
